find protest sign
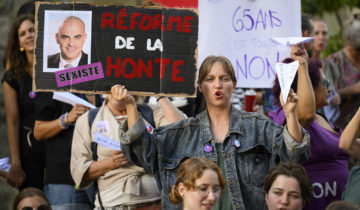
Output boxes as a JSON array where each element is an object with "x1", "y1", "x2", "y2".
[
  {"x1": 199, "y1": 0, "x2": 301, "y2": 88},
  {"x1": 34, "y1": 2, "x2": 198, "y2": 96}
]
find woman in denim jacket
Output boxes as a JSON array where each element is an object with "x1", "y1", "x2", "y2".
[{"x1": 115, "y1": 46, "x2": 311, "y2": 210}]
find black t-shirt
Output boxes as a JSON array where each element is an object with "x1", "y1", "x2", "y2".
[
  {"x1": 2, "y1": 71, "x2": 36, "y2": 130},
  {"x1": 2, "y1": 71, "x2": 45, "y2": 156},
  {"x1": 35, "y1": 92, "x2": 102, "y2": 185}
]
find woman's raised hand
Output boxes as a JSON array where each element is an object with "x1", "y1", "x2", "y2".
[
  {"x1": 291, "y1": 44, "x2": 308, "y2": 67},
  {"x1": 280, "y1": 89, "x2": 298, "y2": 114},
  {"x1": 110, "y1": 85, "x2": 135, "y2": 105}
]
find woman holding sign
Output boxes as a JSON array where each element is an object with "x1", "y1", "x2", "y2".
[
  {"x1": 70, "y1": 92, "x2": 184, "y2": 209},
  {"x1": 115, "y1": 45, "x2": 311, "y2": 210},
  {"x1": 2, "y1": 14, "x2": 46, "y2": 190},
  {"x1": 270, "y1": 57, "x2": 350, "y2": 209}
]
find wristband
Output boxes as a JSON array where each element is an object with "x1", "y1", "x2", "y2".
[
  {"x1": 64, "y1": 112, "x2": 72, "y2": 126},
  {"x1": 61, "y1": 113, "x2": 68, "y2": 128},
  {"x1": 59, "y1": 114, "x2": 68, "y2": 129},
  {"x1": 156, "y1": 96, "x2": 166, "y2": 102}
]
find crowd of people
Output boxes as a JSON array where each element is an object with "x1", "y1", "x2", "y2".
[{"x1": 2, "y1": 1, "x2": 360, "y2": 210}]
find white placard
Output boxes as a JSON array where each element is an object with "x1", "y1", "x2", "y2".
[
  {"x1": 199, "y1": 0, "x2": 301, "y2": 88},
  {"x1": 275, "y1": 61, "x2": 299, "y2": 103}
]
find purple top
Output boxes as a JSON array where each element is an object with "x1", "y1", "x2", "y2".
[{"x1": 269, "y1": 108, "x2": 349, "y2": 210}]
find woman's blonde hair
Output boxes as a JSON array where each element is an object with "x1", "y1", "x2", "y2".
[
  {"x1": 198, "y1": 56, "x2": 237, "y2": 85},
  {"x1": 169, "y1": 157, "x2": 226, "y2": 205}
]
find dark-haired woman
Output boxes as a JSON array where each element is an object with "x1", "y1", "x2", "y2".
[
  {"x1": 2, "y1": 14, "x2": 46, "y2": 189},
  {"x1": 264, "y1": 162, "x2": 313, "y2": 210},
  {"x1": 270, "y1": 57, "x2": 350, "y2": 209}
]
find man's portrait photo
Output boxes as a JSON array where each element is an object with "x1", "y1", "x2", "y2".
[{"x1": 43, "y1": 11, "x2": 92, "y2": 72}]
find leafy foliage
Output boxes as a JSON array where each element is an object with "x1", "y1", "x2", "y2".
[
  {"x1": 301, "y1": 0, "x2": 360, "y2": 15},
  {"x1": 301, "y1": 0, "x2": 359, "y2": 56},
  {"x1": 322, "y1": 32, "x2": 345, "y2": 57}
]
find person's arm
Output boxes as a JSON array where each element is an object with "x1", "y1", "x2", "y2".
[
  {"x1": 3, "y1": 82, "x2": 25, "y2": 188},
  {"x1": 339, "y1": 107, "x2": 360, "y2": 159},
  {"x1": 291, "y1": 44, "x2": 316, "y2": 128},
  {"x1": 34, "y1": 104, "x2": 89, "y2": 140},
  {"x1": 157, "y1": 96, "x2": 186, "y2": 124},
  {"x1": 71, "y1": 112, "x2": 128, "y2": 188},
  {"x1": 81, "y1": 151, "x2": 128, "y2": 188},
  {"x1": 111, "y1": 85, "x2": 160, "y2": 174},
  {"x1": 337, "y1": 81, "x2": 360, "y2": 98},
  {"x1": 110, "y1": 85, "x2": 139, "y2": 128},
  {"x1": 280, "y1": 89, "x2": 302, "y2": 142}
]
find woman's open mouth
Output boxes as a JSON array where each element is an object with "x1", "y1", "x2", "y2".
[{"x1": 215, "y1": 91, "x2": 223, "y2": 98}]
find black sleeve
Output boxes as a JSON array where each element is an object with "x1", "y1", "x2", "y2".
[
  {"x1": 35, "y1": 92, "x2": 58, "y2": 121},
  {"x1": 2, "y1": 71, "x2": 19, "y2": 92}
]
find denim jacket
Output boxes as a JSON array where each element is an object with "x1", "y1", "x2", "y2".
[{"x1": 120, "y1": 106, "x2": 310, "y2": 210}]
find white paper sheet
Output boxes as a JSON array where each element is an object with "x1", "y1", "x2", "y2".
[
  {"x1": 53, "y1": 92, "x2": 96, "y2": 109},
  {"x1": 271, "y1": 37, "x2": 313, "y2": 46},
  {"x1": 275, "y1": 61, "x2": 299, "y2": 103},
  {"x1": 93, "y1": 132, "x2": 121, "y2": 151}
]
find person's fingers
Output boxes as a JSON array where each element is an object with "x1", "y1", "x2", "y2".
[
  {"x1": 113, "y1": 154, "x2": 124, "y2": 160},
  {"x1": 279, "y1": 92, "x2": 284, "y2": 104},
  {"x1": 122, "y1": 89, "x2": 128, "y2": 98},
  {"x1": 76, "y1": 105, "x2": 88, "y2": 111},
  {"x1": 77, "y1": 108, "x2": 88, "y2": 114},
  {"x1": 113, "y1": 156, "x2": 128, "y2": 168},
  {"x1": 117, "y1": 159, "x2": 128, "y2": 167},
  {"x1": 112, "y1": 85, "x2": 124, "y2": 100},
  {"x1": 111, "y1": 84, "x2": 121, "y2": 93},
  {"x1": 289, "y1": 93, "x2": 298, "y2": 102},
  {"x1": 113, "y1": 151, "x2": 126, "y2": 160},
  {"x1": 112, "y1": 150, "x2": 122, "y2": 155},
  {"x1": 115, "y1": 156, "x2": 128, "y2": 163}
]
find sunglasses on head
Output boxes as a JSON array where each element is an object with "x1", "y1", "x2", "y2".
[{"x1": 21, "y1": 204, "x2": 50, "y2": 210}]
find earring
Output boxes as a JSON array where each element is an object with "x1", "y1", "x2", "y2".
[{"x1": 19, "y1": 47, "x2": 24, "y2": 52}]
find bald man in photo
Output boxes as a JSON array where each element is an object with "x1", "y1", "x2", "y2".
[{"x1": 48, "y1": 16, "x2": 88, "y2": 69}]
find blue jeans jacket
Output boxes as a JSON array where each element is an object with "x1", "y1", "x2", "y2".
[{"x1": 120, "y1": 107, "x2": 310, "y2": 210}]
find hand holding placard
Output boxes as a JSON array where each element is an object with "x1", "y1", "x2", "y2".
[{"x1": 275, "y1": 60, "x2": 299, "y2": 103}]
